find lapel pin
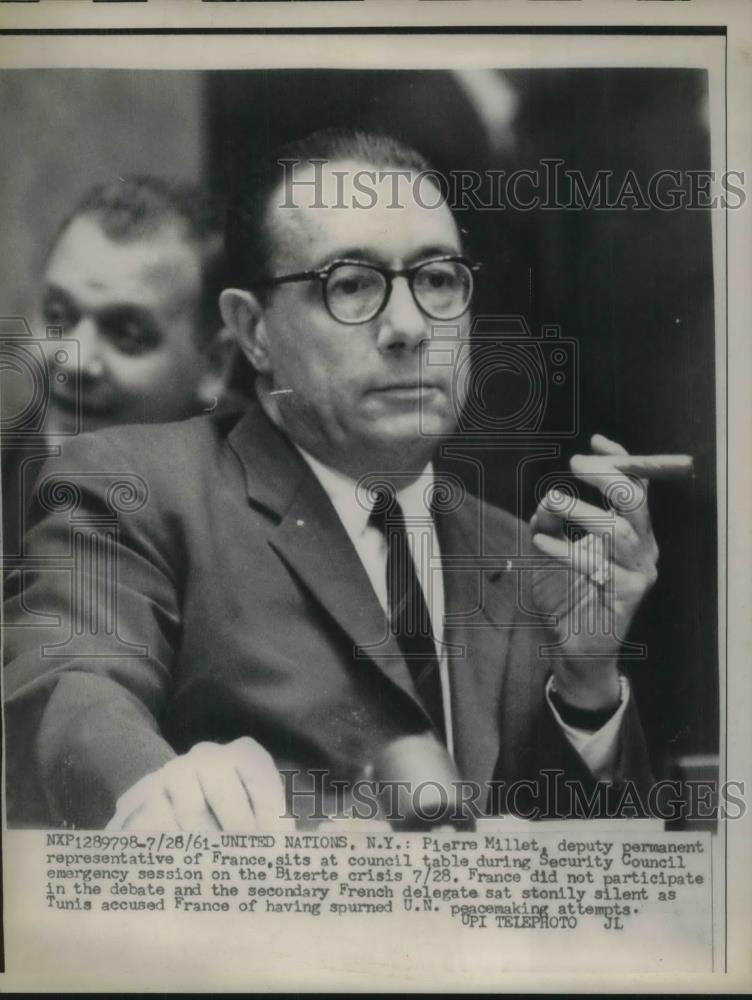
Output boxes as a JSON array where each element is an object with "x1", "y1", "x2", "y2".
[{"x1": 490, "y1": 559, "x2": 512, "y2": 582}]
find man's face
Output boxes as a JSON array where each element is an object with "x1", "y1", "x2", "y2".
[
  {"x1": 37, "y1": 214, "x2": 212, "y2": 435},
  {"x1": 255, "y1": 159, "x2": 471, "y2": 474}
]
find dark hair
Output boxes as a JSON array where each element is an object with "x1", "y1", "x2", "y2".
[
  {"x1": 54, "y1": 175, "x2": 226, "y2": 348},
  {"x1": 225, "y1": 128, "x2": 440, "y2": 299}
]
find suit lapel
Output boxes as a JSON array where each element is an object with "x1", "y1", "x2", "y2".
[
  {"x1": 227, "y1": 404, "x2": 422, "y2": 709},
  {"x1": 436, "y1": 495, "x2": 517, "y2": 787}
]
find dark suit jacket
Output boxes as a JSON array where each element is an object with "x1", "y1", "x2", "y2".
[{"x1": 3, "y1": 404, "x2": 653, "y2": 828}]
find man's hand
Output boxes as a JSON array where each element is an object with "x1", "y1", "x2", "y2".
[
  {"x1": 529, "y1": 433, "x2": 660, "y2": 710},
  {"x1": 105, "y1": 736, "x2": 294, "y2": 831}
]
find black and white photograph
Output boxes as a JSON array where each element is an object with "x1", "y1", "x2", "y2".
[{"x1": 0, "y1": 0, "x2": 749, "y2": 992}]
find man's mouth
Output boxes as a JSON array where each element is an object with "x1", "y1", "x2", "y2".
[{"x1": 371, "y1": 381, "x2": 439, "y2": 394}]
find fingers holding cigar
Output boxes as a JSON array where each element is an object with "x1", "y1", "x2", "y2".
[
  {"x1": 527, "y1": 436, "x2": 675, "y2": 662},
  {"x1": 531, "y1": 435, "x2": 690, "y2": 576}
]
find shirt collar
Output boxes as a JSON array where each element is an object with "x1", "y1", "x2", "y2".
[{"x1": 295, "y1": 445, "x2": 435, "y2": 539}]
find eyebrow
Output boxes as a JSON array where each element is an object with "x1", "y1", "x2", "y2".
[
  {"x1": 312, "y1": 243, "x2": 463, "y2": 270},
  {"x1": 41, "y1": 283, "x2": 162, "y2": 327}
]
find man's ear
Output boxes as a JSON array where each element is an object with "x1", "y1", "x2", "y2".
[{"x1": 219, "y1": 288, "x2": 272, "y2": 374}]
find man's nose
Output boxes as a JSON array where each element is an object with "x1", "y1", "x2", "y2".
[
  {"x1": 376, "y1": 276, "x2": 428, "y2": 352},
  {"x1": 65, "y1": 316, "x2": 106, "y2": 380}
]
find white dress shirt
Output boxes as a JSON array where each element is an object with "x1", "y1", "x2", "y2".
[{"x1": 297, "y1": 448, "x2": 629, "y2": 779}]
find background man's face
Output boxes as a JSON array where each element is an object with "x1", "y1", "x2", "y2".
[
  {"x1": 258, "y1": 159, "x2": 470, "y2": 473},
  {"x1": 38, "y1": 214, "x2": 211, "y2": 434}
]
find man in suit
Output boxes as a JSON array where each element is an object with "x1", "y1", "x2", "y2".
[{"x1": 4, "y1": 130, "x2": 657, "y2": 830}]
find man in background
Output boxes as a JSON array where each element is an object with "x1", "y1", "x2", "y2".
[{"x1": 2, "y1": 175, "x2": 236, "y2": 557}]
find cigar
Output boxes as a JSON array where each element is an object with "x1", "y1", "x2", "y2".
[{"x1": 577, "y1": 454, "x2": 694, "y2": 480}]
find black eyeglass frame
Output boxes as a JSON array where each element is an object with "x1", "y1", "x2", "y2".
[{"x1": 257, "y1": 255, "x2": 483, "y2": 325}]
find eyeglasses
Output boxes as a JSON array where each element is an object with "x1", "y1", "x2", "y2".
[{"x1": 259, "y1": 256, "x2": 482, "y2": 325}]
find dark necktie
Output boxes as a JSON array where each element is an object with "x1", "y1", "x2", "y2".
[{"x1": 368, "y1": 492, "x2": 447, "y2": 743}]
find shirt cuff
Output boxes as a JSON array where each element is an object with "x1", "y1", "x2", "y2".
[{"x1": 545, "y1": 674, "x2": 630, "y2": 780}]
